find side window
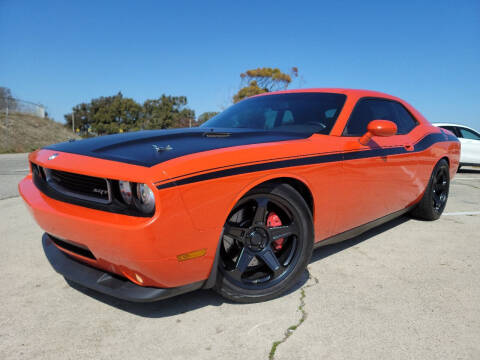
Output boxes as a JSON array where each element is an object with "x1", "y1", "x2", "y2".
[
  {"x1": 440, "y1": 126, "x2": 457, "y2": 134},
  {"x1": 344, "y1": 98, "x2": 417, "y2": 136},
  {"x1": 458, "y1": 127, "x2": 480, "y2": 140},
  {"x1": 344, "y1": 100, "x2": 377, "y2": 136},
  {"x1": 344, "y1": 99, "x2": 395, "y2": 136},
  {"x1": 440, "y1": 126, "x2": 459, "y2": 137},
  {"x1": 390, "y1": 102, "x2": 417, "y2": 134}
]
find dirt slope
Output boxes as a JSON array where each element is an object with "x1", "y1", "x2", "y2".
[{"x1": 0, "y1": 113, "x2": 80, "y2": 153}]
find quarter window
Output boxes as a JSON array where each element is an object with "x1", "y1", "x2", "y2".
[{"x1": 344, "y1": 98, "x2": 417, "y2": 136}]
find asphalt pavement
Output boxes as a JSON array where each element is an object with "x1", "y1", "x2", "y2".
[
  {"x1": 0, "y1": 153, "x2": 29, "y2": 200},
  {"x1": 1, "y1": 153, "x2": 479, "y2": 360}
]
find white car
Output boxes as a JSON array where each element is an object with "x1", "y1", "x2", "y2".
[{"x1": 434, "y1": 123, "x2": 480, "y2": 168}]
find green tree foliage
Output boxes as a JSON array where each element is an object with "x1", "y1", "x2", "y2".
[
  {"x1": 233, "y1": 67, "x2": 298, "y2": 103},
  {"x1": 65, "y1": 93, "x2": 195, "y2": 134},
  {"x1": 197, "y1": 111, "x2": 219, "y2": 125},
  {"x1": 93, "y1": 93, "x2": 142, "y2": 134},
  {"x1": 233, "y1": 81, "x2": 268, "y2": 104},
  {"x1": 65, "y1": 102, "x2": 90, "y2": 133},
  {"x1": 143, "y1": 95, "x2": 194, "y2": 130}
]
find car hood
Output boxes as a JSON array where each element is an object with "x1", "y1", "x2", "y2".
[{"x1": 44, "y1": 128, "x2": 311, "y2": 167}]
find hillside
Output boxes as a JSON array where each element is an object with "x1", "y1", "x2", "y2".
[{"x1": 0, "y1": 113, "x2": 80, "y2": 153}]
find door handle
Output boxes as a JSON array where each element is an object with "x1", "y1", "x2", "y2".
[{"x1": 404, "y1": 143, "x2": 414, "y2": 151}]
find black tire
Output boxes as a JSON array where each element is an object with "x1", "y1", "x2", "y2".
[
  {"x1": 411, "y1": 159, "x2": 450, "y2": 221},
  {"x1": 214, "y1": 183, "x2": 313, "y2": 303}
]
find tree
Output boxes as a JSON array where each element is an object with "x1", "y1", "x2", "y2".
[
  {"x1": 142, "y1": 95, "x2": 195, "y2": 129},
  {"x1": 64, "y1": 102, "x2": 90, "y2": 133},
  {"x1": 0, "y1": 86, "x2": 17, "y2": 111},
  {"x1": 0, "y1": 86, "x2": 13, "y2": 99},
  {"x1": 233, "y1": 67, "x2": 299, "y2": 103},
  {"x1": 197, "y1": 111, "x2": 219, "y2": 125},
  {"x1": 65, "y1": 92, "x2": 142, "y2": 134},
  {"x1": 232, "y1": 80, "x2": 267, "y2": 104},
  {"x1": 64, "y1": 92, "x2": 195, "y2": 134}
]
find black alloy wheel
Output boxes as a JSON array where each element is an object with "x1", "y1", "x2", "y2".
[
  {"x1": 215, "y1": 183, "x2": 313, "y2": 303},
  {"x1": 432, "y1": 166, "x2": 449, "y2": 212},
  {"x1": 411, "y1": 158, "x2": 450, "y2": 221}
]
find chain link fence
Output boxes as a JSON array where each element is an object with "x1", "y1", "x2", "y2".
[
  {"x1": 0, "y1": 97, "x2": 46, "y2": 124},
  {"x1": 0, "y1": 97, "x2": 78, "y2": 153}
]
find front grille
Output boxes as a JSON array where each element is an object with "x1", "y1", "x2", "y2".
[
  {"x1": 31, "y1": 163, "x2": 111, "y2": 204},
  {"x1": 31, "y1": 162, "x2": 153, "y2": 217},
  {"x1": 47, "y1": 169, "x2": 110, "y2": 202}
]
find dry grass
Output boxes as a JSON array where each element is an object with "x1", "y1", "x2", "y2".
[{"x1": 0, "y1": 113, "x2": 80, "y2": 153}]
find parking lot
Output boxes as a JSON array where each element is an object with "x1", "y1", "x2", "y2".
[{"x1": 1, "y1": 153, "x2": 479, "y2": 360}]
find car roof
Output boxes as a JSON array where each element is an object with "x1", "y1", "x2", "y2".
[
  {"x1": 254, "y1": 88, "x2": 402, "y2": 101},
  {"x1": 433, "y1": 123, "x2": 479, "y2": 132},
  {"x1": 251, "y1": 88, "x2": 431, "y2": 130}
]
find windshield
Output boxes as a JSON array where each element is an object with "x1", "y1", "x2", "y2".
[{"x1": 201, "y1": 92, "x2": 346, "y2": 134}]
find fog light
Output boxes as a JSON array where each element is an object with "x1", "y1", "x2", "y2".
[{"x1": 135, "y1": 273, "x2": 144, "y2": 284}]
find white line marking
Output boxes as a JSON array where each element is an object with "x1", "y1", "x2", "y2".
[
  {"x1": 443, "y1": 211, "x2": 480, "y2": 216},
  {"x1": 454, "y1": 178, "x2": 480, "y2": 180}
]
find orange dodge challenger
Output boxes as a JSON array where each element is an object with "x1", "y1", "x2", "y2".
[{"x1": 19, "y1": 89, "x2": 460, "y2": 303}]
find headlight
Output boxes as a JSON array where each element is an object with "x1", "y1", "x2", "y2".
[
  {"x1": 119, "y1": 181, "x2": 133, "y2": 204},
  {"x1": 135, "y1": 183, "x2": 155, "y2": 214}
]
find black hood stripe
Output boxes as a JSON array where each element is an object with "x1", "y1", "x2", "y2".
[
  {"x1": 156, "y1": 132, "x2": 458, "y2": 190},
  {"x1": 44, "y1": 128, "x2": 311, "y2": 167}
]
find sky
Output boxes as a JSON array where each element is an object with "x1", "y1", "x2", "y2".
[{"x1": 1, "y1": 0, "x2": 479, "y2": 129}]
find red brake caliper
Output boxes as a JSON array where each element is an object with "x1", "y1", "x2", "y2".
[{"x1": 267, "y1": 212, "x2": 284, "y2": 251}]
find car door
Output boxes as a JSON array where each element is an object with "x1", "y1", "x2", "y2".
[
  {"x1": 332, "y1": 98, "x2": 420, "y2": 233},
  {"x1": 456, "y1": 126, "x2": 480, "y2": 165}
]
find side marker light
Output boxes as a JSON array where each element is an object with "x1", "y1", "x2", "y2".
[{"x1": 177, "y1": 249, "x2": 207, "y2": 262}]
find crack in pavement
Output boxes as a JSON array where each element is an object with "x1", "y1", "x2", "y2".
[
  {"x1": 0, "y1": 195, "x2": 20, "y2": 201},
  {"x1": 268, "y1": 270, "x2": 319, "y2": 360},
  {"x1": 455, "y1": 181, "x2": 480, "y2": 190}
]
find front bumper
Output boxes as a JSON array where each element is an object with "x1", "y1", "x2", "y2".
[
  {"x1": 19, "y1": 172, "x2": 220, "y2": 288},
  {"x1": 43, "y1": 233, "x2": 204, "y2": 302}
]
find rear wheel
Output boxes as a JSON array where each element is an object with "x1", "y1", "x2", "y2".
[
  {"x1": 215, "y1": 183, "x2": 313, "y2": 303},
  {"x1": 411, "y1": 159, "x2": 450, "y2": 220}
]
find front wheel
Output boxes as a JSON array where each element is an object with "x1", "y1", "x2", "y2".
[
  {"x1": 214, "y1": 183, "x2": 313, "y2": 303},
  {"x1": 411, "y1": 158, "x2": 450, "y2": 220}
]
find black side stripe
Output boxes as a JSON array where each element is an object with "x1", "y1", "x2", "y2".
[{"x1": 156, "y1": 133, "x2": 457, "y2": 190}]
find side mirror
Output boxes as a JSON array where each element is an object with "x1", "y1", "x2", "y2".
[{"x1": 359, "y1": 120, "x2": 397, "y2": 145}]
